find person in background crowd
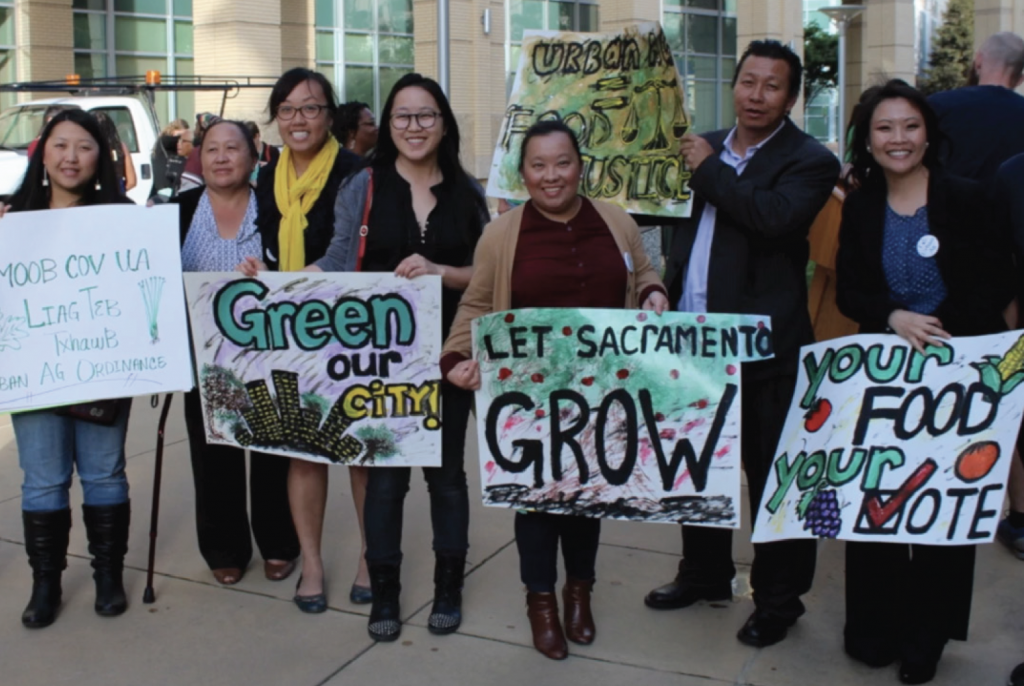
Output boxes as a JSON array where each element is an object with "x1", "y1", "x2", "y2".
[
  {"x1": 3, "y1": 109, "x2": 134, "y2": 629},
  {"x1": 180, "y1": 112, "x2": 222, "y2": 192},
  {"x1": 237, "y1": 68, "x2": 362, "y2": 614},
  {"x1": 837, "y1": 79, "x2": 1013, "y2": 685},
  {"x1": 93, "y1": 111, "x2": 137, "y2": 193},
  {"x1": 646, "y1": 39, "x2": 840, "y2": 648},
  {"x1": 150, "y1": 118, "x2": 190, "y2": 199},
  {"x1": 244, "y1": 120, "x2": 280, "y2": 186},
  {"x1": 311, "y1": 73, "x2": 489, "y2": 643},
  {"x1": 333, "y1": 101, "x2": 378, "y2": 158},
  {"x1": 444, "y1": 120, "x2": 668, "y2": 659},
  {"x1": 175, "y1": 119, "x2": 300, "y2": 587}
]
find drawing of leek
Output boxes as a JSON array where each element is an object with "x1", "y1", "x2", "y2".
[
  {"x1": 0, "y1": 311, "x2": 29, "y2": 351},
  {"x1": 138, "y1": 276, "x2": 165, "y2": 343}
]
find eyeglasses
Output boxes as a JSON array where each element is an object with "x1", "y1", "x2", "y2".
[
  {"x1": 276, "y1": 104, "x2": 330, "y2": 121},
  {"x1": 390, "y1": 110, "x2": 441, "y2": 130}
]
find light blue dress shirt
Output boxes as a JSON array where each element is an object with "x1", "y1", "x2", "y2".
[{"x1": 678, "y1": 121, "x2": 787, "y2": 313}]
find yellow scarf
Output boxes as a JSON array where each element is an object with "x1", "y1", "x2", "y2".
[{"x1": 274, "y1": 136, "x2": 340, "y2": 270}]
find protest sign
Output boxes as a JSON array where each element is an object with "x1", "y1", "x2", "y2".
[
  {"x1": 184, "y1": 272, "x2": 442, "y2": 466},
  {"x1": 487, "y1": 22, "x2": 692, "y2": 218},
  {"x1": 753, "y1": 333, "x2": 1024, "y2": 545},
  {"x1": 473, "y1": 308, "x2": 774, "y2": 525},
  {"x1": 0, "y1": 205, "x2": 193, "y2": 412}
]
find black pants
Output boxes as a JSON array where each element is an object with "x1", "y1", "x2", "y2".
[
  {"x1": 364, "y1": 387, "x2": 472, "y2": 566},
  {"x1": 845, "y1": 541, "x2": 975, "y2": 662},
  {"x1": 516, "y1": 512, "x2": 600, "y2": 593},
  {"x1": 183, "y1": 390, "x2": 299, "y2": 569},
  {"x1": 678, "y1": 375, "x2": 817, "y2": 620}
]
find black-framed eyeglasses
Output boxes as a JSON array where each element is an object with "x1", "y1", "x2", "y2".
[
  {"x1": 391, "y1": 110, "x2": 441, "y2": 130},
  {"x1": 276, "y1": 104, "x2": 330, "y2": 121}
]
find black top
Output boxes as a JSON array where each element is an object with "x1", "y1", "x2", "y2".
[
  {"x1": 929, "y1": 85, "x2": 1024, "y2": 182},
  {"x1": 172, "y1": 186, "x2": 204, "y2": 246},
  {"x1": 836, "y1": 171, "x2": 1014, "y2": 336},
  {"x1": 254, "y1": 146, "x2": 362, "y2": 268},
  {"x1": 362, "y1": 164, "x2": 485, "y2": 338},
  {"x1": 994, "y1": 153, "x2": 1024, "y2": 300}
]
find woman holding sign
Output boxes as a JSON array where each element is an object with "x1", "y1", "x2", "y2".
[
  {"x1": 5, "y1": 109, "x2": 134, "y2": 628},
  {"x1": 239, "y1": 68, "x2": 363, "y2": 613},
  {"x1": 836, "y1": 79, "x2": 1014, "y2": 684},
  {"x1": 311, "y1": 73, "x2": 489, "y2": 642},
  {"x1": 443, "y1": 120, "x2": 669, "y2": 660}
]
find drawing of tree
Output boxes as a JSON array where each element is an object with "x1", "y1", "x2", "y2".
[{"x1": 200, "y1": 364, "x2": 251, "y2": 439}]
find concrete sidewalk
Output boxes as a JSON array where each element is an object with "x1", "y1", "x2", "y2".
[{"x1": 0, "y1": 399, "x2": 1022, "y2": 685}]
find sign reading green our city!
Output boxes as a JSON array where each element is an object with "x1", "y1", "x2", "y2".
[
  {"x1": 487, "y1": 21, "x2": 693, "y2": 218},
  {"x1": 183, "y1": 272, "x2": 443, "y2": 466},
  {"x1": 473, "y1": 309, "x2": 774, "y2": 525},
  {"x1": 0, "y1": 205, "x2": 193, "y2": 412},
  {"x1": 753, "y1": 333, "x2": 1024, "y2": 545}
]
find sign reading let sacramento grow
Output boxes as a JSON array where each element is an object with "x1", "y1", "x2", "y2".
[
  {"x1": 184, "y1": 273, "x2": 442, "y2": 466},
  {"x1": 473, "y1": 309, "x2": 773, "y2": 525}
]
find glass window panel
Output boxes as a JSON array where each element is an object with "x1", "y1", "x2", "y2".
[
  {"x1": 114, "y1": 0, "x2": 167, "y2": 14},
  {"x1": 579, "y1": 4, "x2": 598, "y2": 32},
  {"x1": 75, "y1": 51, "x2": 107, "y2": 79},
  {"x1": 722, "y1": 57, "x2": 736, "y2": 81},
  {"x1": 175, "y1": 57, "x2": 194, "y2": 121},
  {"x1": 344, "y1": 33, "x2": 373, "y2": 63},
  {"x1": 0, "y1": 50, "x2": 14, "y2": 111},
  {"x1": 173, "y1": 0, "x2": 191, "y2": 17},
  {"x1": 117, "y1": 55, "x2": 168, "y2": 120},
  {"x1": 379, "y1": 67, "x2": 412, "y2": 105},
  {"x1": 723, "y1": 16, "x2": 737, "y2": 56},
  {"x1": 93, "y1": 106, "x2": 138, "y2": 152},
  {"x1": 683, "y1": 0, "x2": 718, "y2": 8},
  {"x1": 174, "y1": 21, "x2": 192, "y2": 54},
  {"x1": 316, "y1": 31, "x2": 335, "y2": 61},
  {"x1": 318, "y1": 66, "x2": 340, "y2": 102},
  {"x1": 687, "y1": 79, "x2": 716, "y2": 133},
  {"x1": 0, "y1": 8, "x2": 14, "y2": 46},
  {"x1": 315, "y1": 0, "x2": 333, "y2": 27},
  {"x1": 720, "y1": 81, "x2": 735, "y2": 128},
  {"x1": 74, "y1": 0, "x2": 106, "y2": 9},
  {"x1": 690, "y1": 56, "x2": 716, "y2": 79},
  {"x1": 509, "y1": 45, "x2": 523, "y2": 74},
  {"x1": 689, "y1": 14, "x2": 717, "y2": 54},
  {"x1": 548, "y1": 1, "x2": 574, "y2": 32},
  {"x1": 114, "y1": 16, "x2": 168, "y2": 53},
  {"x1": 663, "y1": 14, "x2": 685, "y2": 54},
  {"x1": 75, "y1": 13, "x2": 106, "y2": 51},
  {"x1": 379, "y1": 35, "x2": 413, "y2": 65},
  {"x1": 344, "y1": 65, "x2": 374, "y2": 107},
  {"x1": 344, "y1": 0, "x2": 374, "y2": 31},
  {"x1": 724, "y1": 0, "x2": 736, "y2": 12},
  {"x1": 672, "y1": 52, "x2": 689, "y2": 77},
  {"x1": 511, "y1": 0, "x2": 544, "y2": 43},
  {"x1": 378, "y1": 0, "x2": 413, "y2": 34}
]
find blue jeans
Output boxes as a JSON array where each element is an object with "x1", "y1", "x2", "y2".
[{"x1": 13, "y1": 400, "x2": 132, "y2": 512}]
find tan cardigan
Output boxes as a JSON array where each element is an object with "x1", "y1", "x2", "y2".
[{"x1": 442, "y1": 198, "x2": 666, "y2": 360}]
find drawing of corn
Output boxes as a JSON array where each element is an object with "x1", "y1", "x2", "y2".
[
  {"x1": 138, "y1": 276, "x2": 166, "y2": 343},
  {"x1": 972, "y1": 333, "x2": 1024, "y2": 396}
]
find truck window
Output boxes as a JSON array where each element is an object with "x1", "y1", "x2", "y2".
[{"x1": 93, "y1": 107, "x2": 139, "y2": 154}]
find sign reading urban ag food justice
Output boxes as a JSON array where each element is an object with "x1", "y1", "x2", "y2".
[
  {"x1": 488, "y1": 21, "x2": 693, "y2": 218},
  {"x1": 0, "y1": 205, "x2": 193, "y2": 412},
  {"x1": 184, "y1": 272, "x2": 442, "y2": 466},
  {"x1": 753, "y1": 333, "x2": 1024, "y2": 545},
  {"x1": 473, "y1": 309, "x2": 774, "y2": 525}
]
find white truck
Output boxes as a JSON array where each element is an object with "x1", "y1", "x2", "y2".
[{"x1": 0, "y1": 95, "x2": 160, "y2": 205}]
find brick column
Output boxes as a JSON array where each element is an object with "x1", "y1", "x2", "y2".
[
  {"x1": 281, "y1": 0, "x2": 315, "y2": 73},
  {"x1": 598, "y1": 0, "x2": 660, "y2": 30},
  {"x1": 193, "y1": 0, "x2": 283, "y2": 127},
  {"x1": 846, "y1": 0, "x2": 916, "y2": 126},
  {"x1": 974, "y1": 0, "x2": 1024, "y2": 48},
  {"x1": 736, "y1": 0, "x2": 806, "y2": 127},
  {"x1": 15, "y1": 0, "x2": 73, "y2": 86}
]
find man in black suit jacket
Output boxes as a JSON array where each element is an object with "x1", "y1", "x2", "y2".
[{"x1": 644, "y1": 40, "x2": 840, "y2": 648}]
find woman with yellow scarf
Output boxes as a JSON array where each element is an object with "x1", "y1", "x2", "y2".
[{"x1": 246, "y1": 68, "x2": 364, "y2": 612}]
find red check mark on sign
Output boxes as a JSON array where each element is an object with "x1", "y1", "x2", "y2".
[{"x1": 864, "y1": 459, "x2": 938, "y2": 529}]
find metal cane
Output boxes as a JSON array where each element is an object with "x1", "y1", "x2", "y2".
[{"x1": 143, "y1": 393, "x2": 175, "y2": 604}]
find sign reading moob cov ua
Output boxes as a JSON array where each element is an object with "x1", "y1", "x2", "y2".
[
  {"x1": 488, "y1": 22, "x2": 693, "y2": 218},
  {"x1": 183, "y1": 272, "x2": 442, "y2": 466},
  {"x1": 753, "y1": 333, "x2": 1024, "y2": 545},
  {"x1": 0, "y1": 205, "x2": 193, "y2": 412},
  {"x1": 473, "y1": 309, "x2": 774, "y2": 525}
]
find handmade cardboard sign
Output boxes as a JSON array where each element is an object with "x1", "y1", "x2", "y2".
[
  {"x1": 184, "y1": 272, "x2": 442, "y2": 466},
  {"x1": 0, "y1": 205, "x2": 193, "y2": 412},
  {"x1": 487, "y1": 21, "x2": 693, "y2": 218},
  {"x1": 473, "y1": 308, "x2": 774, "y2": 525},
  {"x1": 753, "y1": 333, "x2": 1024, "y2": 545}
]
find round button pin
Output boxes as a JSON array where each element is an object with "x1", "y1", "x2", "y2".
[{"x1": 917, "y1": 234, "x2": 939, "y2": 258}]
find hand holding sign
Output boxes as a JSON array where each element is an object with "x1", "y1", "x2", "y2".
[{"x1": 887, "y1": 309, "x2": 951, "y2": 353}]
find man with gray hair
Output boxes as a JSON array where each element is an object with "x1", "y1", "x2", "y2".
[{"x1": 929, "y1": 31, "x2": 1024, "y2": 181}]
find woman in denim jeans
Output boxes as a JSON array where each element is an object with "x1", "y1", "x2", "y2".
[{"x1": 5, "y1": 109, "x2": 135, "y2": 629}]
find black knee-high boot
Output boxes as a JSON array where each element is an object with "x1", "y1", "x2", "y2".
[
  {"x1": 368, "y1": 563, "x2": 402, "y2": 642},
  {"x1": 83, "y1": 501, "x2": 130, "y2": 616},
  {"x1": 21, "y1": 508, "x2": 72, "y2": 629}
]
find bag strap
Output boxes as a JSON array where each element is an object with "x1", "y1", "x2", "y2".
[{"x1": 355, "y1": 168, "x2": 373, "y2": 272}]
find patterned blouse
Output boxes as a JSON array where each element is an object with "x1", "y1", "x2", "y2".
[
  {"x1": 181, "y1": 189, "x2": 261, "y2": 272},
  {"x1": 881, "y1": 204, "x2": 947, "y2": 315}
]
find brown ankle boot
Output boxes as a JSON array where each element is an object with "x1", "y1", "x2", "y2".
[
  {"x1": 526, "y1": 592, "x2": 568, "y2": 660},
  {"x1": 562, "y1": 578, "x2": 595, "y2": 645}
]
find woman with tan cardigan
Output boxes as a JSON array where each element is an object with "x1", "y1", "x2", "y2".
[{"x1": 443, "y1": 120, "x2": 668, "y2": 660}]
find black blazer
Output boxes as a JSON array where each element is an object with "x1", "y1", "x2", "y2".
[
  {"x1": 664, "y1": 118, "x2": 840, "y2": 379},
  {"x1": 836, "y1": 172, "x2": 1013, "y2": 336},
  {"x1": 254, "y1": 147, "x2": 362, "y2": 268},
  {"x1": 172, "y1": 186, "x2": 204, "y2": 247},
  {"x1": 993, "y1": 153, "x2": 1024, "y2": 301}
]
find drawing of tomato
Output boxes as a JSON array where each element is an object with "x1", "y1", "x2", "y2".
[
  {"x1": 955, "y1": 441, "x2": 1000, "y2": 482},
  {"x1": 497, "y1": 367, "x2": 513, "y2": 381},
  {"x1": 804, "y1": 398, "x2": 832, "y2": 433}
]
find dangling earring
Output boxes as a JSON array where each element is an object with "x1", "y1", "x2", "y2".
[
  {"x1": 95, "y1": 179, "x2": 102, "y2": 191},
  {"x1": 866, "y1": 145, "x2": 872, "y2": 153},
  {"x1": 42, "y1": 168, "x2": 49, "y2": 187}
]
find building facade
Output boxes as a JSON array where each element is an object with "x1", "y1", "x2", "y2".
[{"x1": 4, "y1": 0, "x2": 1024, "y2": 177}]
